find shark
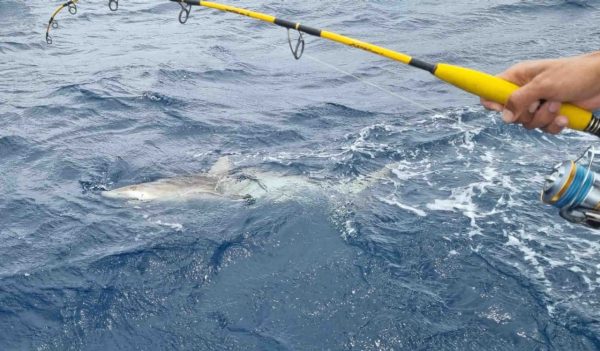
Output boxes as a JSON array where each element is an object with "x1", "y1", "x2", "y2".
[{"x1": 102, "y1": 156, "x2": 394, "y2": 203}]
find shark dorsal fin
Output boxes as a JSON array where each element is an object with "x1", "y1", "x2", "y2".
[{"x1": 208, "y1": 156, "x2": 232, "y2": 177}]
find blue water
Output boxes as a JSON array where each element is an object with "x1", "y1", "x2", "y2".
[{"x1": 3, "y1": 0, "x2": 600, "y2": 349}]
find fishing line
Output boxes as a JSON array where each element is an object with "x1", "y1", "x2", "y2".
[
  {"x1": 217, "y1": 26, "x2": 544, "y2": 150},
  {"x1": 216, "y1": 27, "x2": 439, "y2": 115},
  {"x1": 217, "y1": 26, "x2": 556, "y2": 166}
]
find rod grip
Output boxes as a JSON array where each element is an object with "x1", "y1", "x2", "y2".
[{"x1": 434, "y1": 63, "x2": 595, "y2": 133}]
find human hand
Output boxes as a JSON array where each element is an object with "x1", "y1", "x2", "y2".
[{"x1": 481, "y1": 52, "x2": 600, "y2": 134}]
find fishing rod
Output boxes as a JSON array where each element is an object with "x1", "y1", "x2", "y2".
[
  {"x1": 45, "y1": 0, "x2": 118, "y2": 44},
  {"x1": 45, "y1": 0, "x2": 600, "y2": 137},
  {"x1": 45, "y1": 0, "x2": 78, "y2": 44}
]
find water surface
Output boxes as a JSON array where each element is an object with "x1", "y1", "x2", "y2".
[{"x1": 2, "y1": 0, "x2": 600, "y2": 349}]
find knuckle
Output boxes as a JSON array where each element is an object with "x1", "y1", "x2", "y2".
[
  {"x1": 533, "y1": 111, "x2": 552, "y2": 126},
  {"x1": 541, "y1": 126, "x2": 554, "y2": 134},
  {"x1": 519, "y1": 112, "x2": 534, "y2": 124},
  {"x1": 544, "y1": 124, "x2": 562, "y2": 135},
  {"x1": 532, "y1": 77, "x2": 553, "y2": 94},
  {"x1": 523, "y1": 121, "x2": 535, "y2": 130},
  {"x1": 505, "y1": 96, "x2": 517, "y2": 109}
]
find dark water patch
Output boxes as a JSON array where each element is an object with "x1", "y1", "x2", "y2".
[
  {"x1": 230, "y1": 126, "x2": 306, "y2": 148},
  {"x1": 394, "y1": 16, "x2": 440, "y2": 30},
  {"x1": 0, "y1": 135, "x2": 33, "y2": 159},
  {"x1": 79, "y1": 156, "x2": 136, "y2": 189},
  {"x1": 46, "y1": 84, "x2": 136, "y2": 110},
  {"x1": 0, "y1": 197, "x2": 53, "y2": 223},
  {"x1": 546, "y1": 266, "x2": 590, "y2": 292},
  {"x1": 0, "y1": 0, "x2": 30, "y2": 23},
  {"x1": 139, "y1": 2, "x2": 179, "y2": 15},
  {"x1": 130, "y1": 42, "x2": 162, "y2": 51},
  {"x1": 0, "y1": 41, "x2": 32, "y2": 53},
  {"x1": 25, "y1": 105, "x2": 102, "y2": 124},
  {"x1": 35, "y1": 122, "x2": 146, "y2": 153},
  {"x1": 166, "y1": 118, "x2": 222, "y2": 138},
  {"x1": 288, "y1": 102, "x2": 377, "y2": 125},
  {"x1": 337, "y1": 12, "x2": 392, "y2": 27},
  {"x1": 197, "y1": 68, "x2": 256, "y2": 83},
  {"x1": 209, "y1": 232, "x2": 254, "y2": 272},
  {"x1": 303, "y1": 75, "x2": 356, "y2": 89},
  {"x1": 208, "y1": 45, "x2": 235, "y2": 61},
  {"x1": 492, "y1": 0, "x2": 596, "y2": 14},
  {"x1": 155, "y1": 68, "x2": 207, "y2": 83}
]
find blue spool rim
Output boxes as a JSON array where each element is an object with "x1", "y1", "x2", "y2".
[{"x1": 555, "y1": 164, "x2": 594, "y2": 209}]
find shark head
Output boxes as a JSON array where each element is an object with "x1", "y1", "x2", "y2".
[
  {"x1": 102, "y1": 176, "x2": 221, "y2": 201},
  {"x1": 102, "y1": 156, "x2": 233, "y2": 202},
  {"x1": 102, "y1": 183, "x2": 157, "y2": 201}
]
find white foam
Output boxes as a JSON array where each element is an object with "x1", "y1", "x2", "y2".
[
  {"x1": 343, "y1": 220, "x2": 357, "y2": 239},
  {"x1": 341, "y1": 123, "x2": 405, "y2": 160},
  {"x1": 426, "y1": 186, "x2": 480, "y2": 227},
  {"x1": 390, "y1": 160, "x2": 432, "y2": 182},
  {"x1": 458, "y1": 128, "x2": 481, "y2": 152},
  {"x1": 155, "y1": 220, "x2": 183, "y2": 231},
  {"x1": 505, "y1": 230, "x2": 548, "y2": 284},
  {"x1": 582, "y1": 275, "x2": 592, "y2": 288},
  {"x1": 481, "y1": 165, "x2": 499, "y2": 183},
  {"x1": 568, "y1": 266, "x2": 584, "y2": 273},
  {"x1": 377, "y1": 196, "x2": 427, "y2": 217},
  {"x1": 478, "y1": 306, "x2": 512, "y2": 324}
]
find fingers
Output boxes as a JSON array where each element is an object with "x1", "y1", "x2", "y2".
[
  {"x1": 480, "y1": 98, "x2": 503, "y2": 112},
  {"x1": 505, "y1": 79, "x2": 546, "y2": 124},
  {"x1": 542, "y1": 115, "x2": 569, "y2": 134},
  {"x1": 481, "y1": 59, "x2": 569, "y2": 135},
  {"x1": 481, "y1": 65, "x2": 532, "y2": 112},
  {"x1": 522, "y1": 101, "x2": 561, "y2": 130},
  {"x1": 509, "y1": 100, "x2": 566, "y2": 134}
]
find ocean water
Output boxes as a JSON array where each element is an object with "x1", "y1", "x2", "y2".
[{"x1": 2, "y1": 0, "x2": 600, "y2": 349}]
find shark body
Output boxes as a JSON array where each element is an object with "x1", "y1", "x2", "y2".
[{"x1": 102, "y1": 157, "x2": 392, "y2": 203}]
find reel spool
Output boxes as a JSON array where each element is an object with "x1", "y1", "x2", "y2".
[{"x1": 542, "y1": 147, "x2": 600, "y2": 228}]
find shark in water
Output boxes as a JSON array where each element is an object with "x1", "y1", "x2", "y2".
[{"x1": 102, "y1": 156, "x2": 393, "y2": 203}]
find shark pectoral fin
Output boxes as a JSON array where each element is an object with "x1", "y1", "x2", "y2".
[{"x1": 208, "y1": 156, "x2": 232, "y2": 178}]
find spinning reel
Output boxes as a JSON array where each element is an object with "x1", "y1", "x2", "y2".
[{"x1": 542, "y1": 146, "x2": 600, "y2": 228}]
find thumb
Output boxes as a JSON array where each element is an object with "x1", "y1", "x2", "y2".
[{"x1": 505, "y1": 79, "x2": 546, "y2": 124}]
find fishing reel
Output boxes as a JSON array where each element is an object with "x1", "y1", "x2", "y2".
[{"x1": 542, "y1": 146, "x2": 600, "y2": 228}]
